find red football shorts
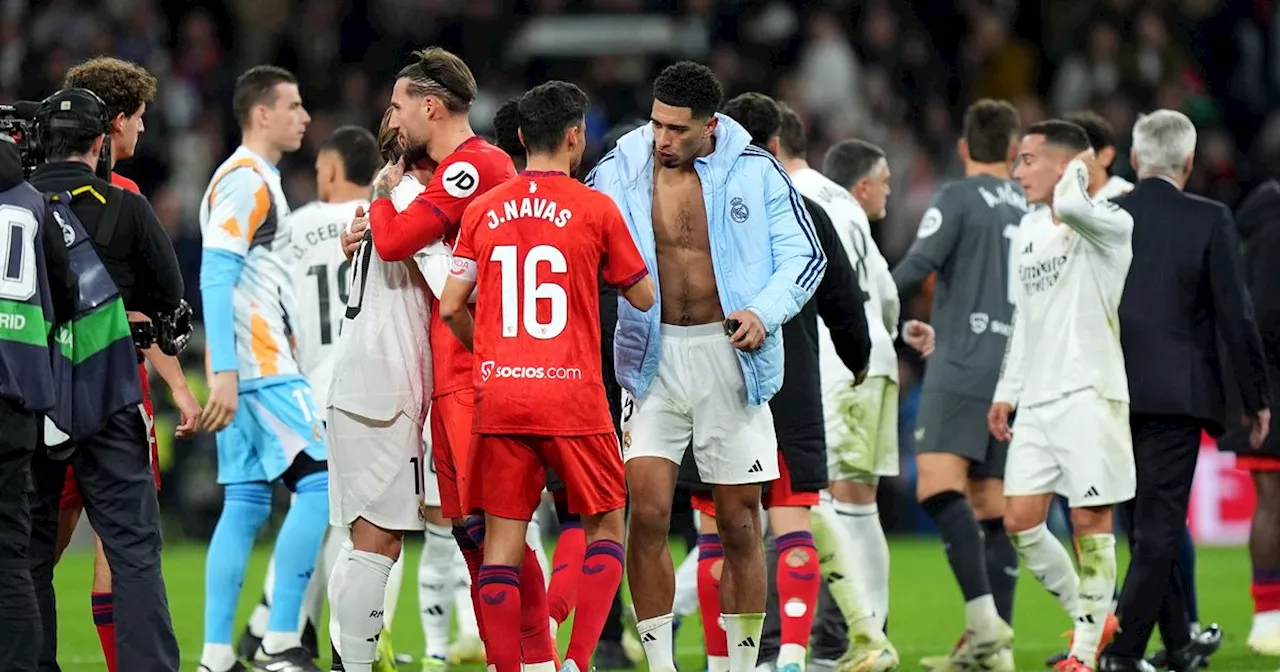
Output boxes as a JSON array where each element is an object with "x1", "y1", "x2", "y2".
[
  {"x1": 431, "y1": 388, "x2": 477, "y2": 520},
  {"x1": 61, "y1": 361, "x2": 159, "y2": 510},
  {"x1": 690, "y1": 450, "x2": 819, "y2": 519},
  {"x1": 469, "y1": 433, "x2": 625, "y2": 521},
  {"x1": 1238, "y1": 454, "x2": 1280, "y2": 472}
]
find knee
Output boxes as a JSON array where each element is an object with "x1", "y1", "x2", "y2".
[
  {"x1": 629, "y1": 499, "x2": 672, "y2": 542},
  {"x1": 715, "y1": 508, "x2": 762, "y2": 557},
  {"x1": 1003, "y1": 509, "x2": 1041, "y2": 536},
  {"x1": 223, "y1": 483, "x2": 273, "y2": 529}
]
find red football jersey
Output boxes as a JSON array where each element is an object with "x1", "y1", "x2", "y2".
[
  {"x1": 369, "y1": 136, "x2": 516, "y2": 398},
  {"x1": 453, "y1": 171, "x2": 649, "y2": 436},
  {"x1": 110, "y1": 171, "x2": 141, "y2": 194}
]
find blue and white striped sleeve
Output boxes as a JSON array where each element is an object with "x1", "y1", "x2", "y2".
[{"x1": 743, "y1": 151, "x2": 827, "y2": 334}]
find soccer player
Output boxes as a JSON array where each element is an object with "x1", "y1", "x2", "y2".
[
  {"x1": 336, "y1": 48, "x2": 549, "y2": 669},
  {"x1": 992, "y1": 120, "x2": 1135, "y2": 672},
  {"x1": 198, "y1": 65, "x2": 329, "y2": 672},
  {"x1": 323, "y1": 111, "x2": 437, "y2": 672},
  {"x1": 894, "y1": 99, "x2": 1025, "y2": 671},
  {"x1": 237, "y1": 125, "x2": 402, "y2": 669},
  {"x1": 687, "y1": 92, "x2": 881, "y2": 672},
  {"x1": 441, "y1": 78, "x2": 655, "y2": 672},
  {"x1": 56, "y1": 55, "x2": 203, "y2": 672},
  {"x1": 1061, "y1": 112, "x2": 1133, "y2": 202},
  {"x1": 587, "y1": 62, "x2": 825, "y2": 672},
  {"x1": 782, "y1": 125, "x2": 903, "y2": 666}
]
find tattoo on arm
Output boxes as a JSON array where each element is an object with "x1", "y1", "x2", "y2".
[{"x1": 372, "y1": 180, "x2": 393, "y2": 201}]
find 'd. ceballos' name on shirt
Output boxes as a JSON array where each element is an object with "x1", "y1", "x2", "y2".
[{"x1": 483, "y1": 194, "x2": 574, "y2": 229}]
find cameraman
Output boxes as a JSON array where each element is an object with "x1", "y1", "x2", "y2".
[
  {"x1": 0, "y1": 136, "x2": 77, "y2": 672},
  {"x1": 26, "y1": 88, "x2": 183, "y2": 672},
  {"x1": 58, "y1": 56, "x2": 202, "y2": 672}
]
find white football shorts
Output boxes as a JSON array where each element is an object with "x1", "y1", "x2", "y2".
[
  {"x1": 327, "y1": 407, "x2": 428, "y2": 531},
  {"x1": 621, "y1": 323, "x2": 779, "y2": 485},
  {"x1": 1004, "y1": 388, "x2": 1135, "y2": 507}
]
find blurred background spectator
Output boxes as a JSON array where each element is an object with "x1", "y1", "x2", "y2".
[{"x1": 8, "y1": 0, "x2": 1276, "y2": 539}]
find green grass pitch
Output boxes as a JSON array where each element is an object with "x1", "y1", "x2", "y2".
[{"x1": 49, "y1": 537, "x2": 1276, "y2": 671}]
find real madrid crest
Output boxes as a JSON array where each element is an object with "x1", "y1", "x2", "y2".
[
  {"x1": 622, "y1": 430, "x2": 632, "y2": 453},
  {"x1": 730, "y1": 197, "x2": 749, "y2": 223},
  {"x1": 418, "y1": 499, "x2": 429, "y2": 523}
]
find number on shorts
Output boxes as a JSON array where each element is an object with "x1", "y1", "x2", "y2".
[
  {"x1": 410, "y1": 456, "x2": 423, "y2": 495},
  {"x1": 345, "y1": 235, "x2": 373, "y2": 320},
  {"x1": 621, "y1": 393, "x2": 635, "y2": 424},
  {"x1": 291, "y1": 388, "x2": 314, "y2": 423},
  {"x1": 490, "y1": 244, "x2": 567, "y2": 340},
  {"x1": 0, "y1": 206, "x2": 39, "y2": 301},
  {"x1": 1003, "y1": 223, "x2": 1018, "y2": 304},
  {"x1": 849, "y1": 224, "x2": 869, "y2": 288}
]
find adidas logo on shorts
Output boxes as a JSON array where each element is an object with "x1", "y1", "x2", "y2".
[{"x1": 747, "y1": 460, "x2": 763, "y2": 474}]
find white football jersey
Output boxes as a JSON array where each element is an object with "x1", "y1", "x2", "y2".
[
  {"x1": 995, "y1": 160, "x2": 1133, "y2": 409},
  {"x1": 791, "y1": 167, "x2": 900, "y2": 385},
  {"x1": 1096, "y1": 175, "x2": 1134, "y2": 201},
  {"x1": 199, "y1": 146, "x2": 298, "y2": 381},
  {"x1": 287, "y1": 199, "x2": 365, "y2": 406},
  {"x1": 328, "y1": 176, "x2": 434, "y2": 421}
]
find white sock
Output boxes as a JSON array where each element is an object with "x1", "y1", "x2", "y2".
[
  {"x1": 834, "y1": 498, "x2": 891, "y2": 630},
  {"x1": 336, "y1": 550, "x2": 395, "y2": 672},
  {"x1": 636, "y1": 614, "x2": 677, "y2": 672},
  {"x1": 384, "y1": 550, "x2": 405, "y2": 631},
  {"x1": 248, "y1": 552, "x2": 277, "y2": 639},
  {"x1": 200, "y1": 643, "x2": 236, "y2": 671},
  {"x1": 723, "y1": 612, "x2": 765, "y2": 671},
  {"x1": 673, "y1": 545, "x2": 700, "y2": 619},
  {"x1": 1070, "y1": 533, "x2": 1116, "y2": 666},
  {"x1": 419, "y1": 523, "x2": 456, "y2": 659},
  {"x1": 709, "y1": 656, "x2": 730, "y2": 672},
  {"x1": 309, "y1": 526, "x2": 344, "y2": 635},
  {"x1": 261, "y1": 630, "x2": 302, "y2": 656},
  {"x1": 777, "y1": 642, "x2": 807, "y2": 670},
  {"x1": 328, "y1": 536, "x2": 353, "y2": 659},
  {"x1": 1010, "y1": 523, "x2": 1080, "y2": 619},
  {"x1": 810, "y1": 497, "x2": 880, "y2": 638},
  {"x1": 963, "y1": 595, "x2": 1003, "y2": 638},
  {"x1": 527, "y1": 514, "x2": 551, "y2": 586}
]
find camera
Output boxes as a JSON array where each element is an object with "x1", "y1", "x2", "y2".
[
  {"x1": 1, "y1": 88, "x2": 112, "y2": 179},
  {"x1": 130, "y1": 300, "x2": 194, "y2": 357},
  {"x1": 0, "y1": 101, "x2": 42, "y2": 176}
]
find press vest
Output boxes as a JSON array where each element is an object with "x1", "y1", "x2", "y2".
[
  {"x1": 45, "y1": 189, "x2": 141, "y2": 443},
  {"x1": 0, "y1": 182, "x2": 59, "y2": 412}
]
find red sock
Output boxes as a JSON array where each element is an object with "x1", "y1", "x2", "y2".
[
  {"x1": 566, "y1": 539, "x2": 625, "y2": 667},
  {"x1": 1254, "y1": 569, "x2": 1280, "y2": 613},
  {"x1": 519, "y1": 544, "x2": 558, "y2": 665},
  {"x1": 453, "y1": 526, "x2": 491, "y2": 661},
  {"x1": 696, "y1": 534, "x2": 728, "y2": 658},
  {"x1": 477, "y1": 565, "x2": 523, "y2": 672},
  {"x1": 91, "y1": 591, "x2": 117, "y2": 672},
  {"x1": 547, "y1": 522, "x2": 586, "y2": 624},
  {"x1": 776, "y1": 531, "x2": 821, "y2": 649}
]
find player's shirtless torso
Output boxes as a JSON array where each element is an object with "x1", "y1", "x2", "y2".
[{"x1": 652, "y1": 165, "x2": 724, "y2": 326}]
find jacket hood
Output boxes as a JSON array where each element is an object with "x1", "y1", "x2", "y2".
[
  {"x1": 612, "y1": 113, "x2": 753, "y2": 188},
  {"x1": 0, "y1": 140, "x2": 23, "y2": 191},
  {"x1": 1236, "y1": 179, "x2": 1280, "y2": 241}
]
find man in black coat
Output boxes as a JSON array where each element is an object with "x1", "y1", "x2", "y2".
[
  {"x1": 1101, "y1": 109, "x2": 1270, "y2": 672},
  {"x1": 1219, "y1": 179, "x2": 1280, "y2": 656}
]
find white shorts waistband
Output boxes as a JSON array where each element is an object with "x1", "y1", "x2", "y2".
[{"x1": 659, "y1": 322, "x2": 726, "y2": 340}]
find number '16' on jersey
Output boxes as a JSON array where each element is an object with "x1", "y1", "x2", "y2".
[{"x1": 452, "y1": 171, "x2": 649, "y2": 437}]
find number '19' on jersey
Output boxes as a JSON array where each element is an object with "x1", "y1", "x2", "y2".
[{"x1": 452, "y1": 171, "x2": 649, "y2": 437}]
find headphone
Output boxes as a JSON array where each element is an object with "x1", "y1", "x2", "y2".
[{"x1": 35, "y1": 87, "x2": 112, "y2": 179}]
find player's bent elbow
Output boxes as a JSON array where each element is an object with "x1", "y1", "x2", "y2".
[
  {"x1": 439, "y1": 300, "x2": 464, "y2": 324},
  {"x1": 624, "y1": 277, "x2": 656, "y2": 312}
]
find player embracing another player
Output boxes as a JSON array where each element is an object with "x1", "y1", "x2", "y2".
[
  {"x1": 439, "y1": 79, "x2": 655, "y2": 672},
  {"x1": 990, "y1": 120, "x2": 1135, "y2": 672}
]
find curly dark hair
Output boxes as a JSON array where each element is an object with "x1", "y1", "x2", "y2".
[
  {"x1": 63, "y1": 57, "x2": 157, "y2": 120},
  {"x1": 653, "y1": 61, "x2": 722, "y2": 120},
  {"x1": 1062, "y1": 110, "x2": 1117, "y2": 152},
  {"x1": 492, "y1": 96, "x2": 525, "y2": 160},
  {"x1": 962, "y1": 99, "x2": 1021, "y2": 164},
  {"x1": 722, "y1": 92, "x2": 780, "y2": 149},
  {"x1": 518, "y1": 81, "x2": 589, "y2": 155}
]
